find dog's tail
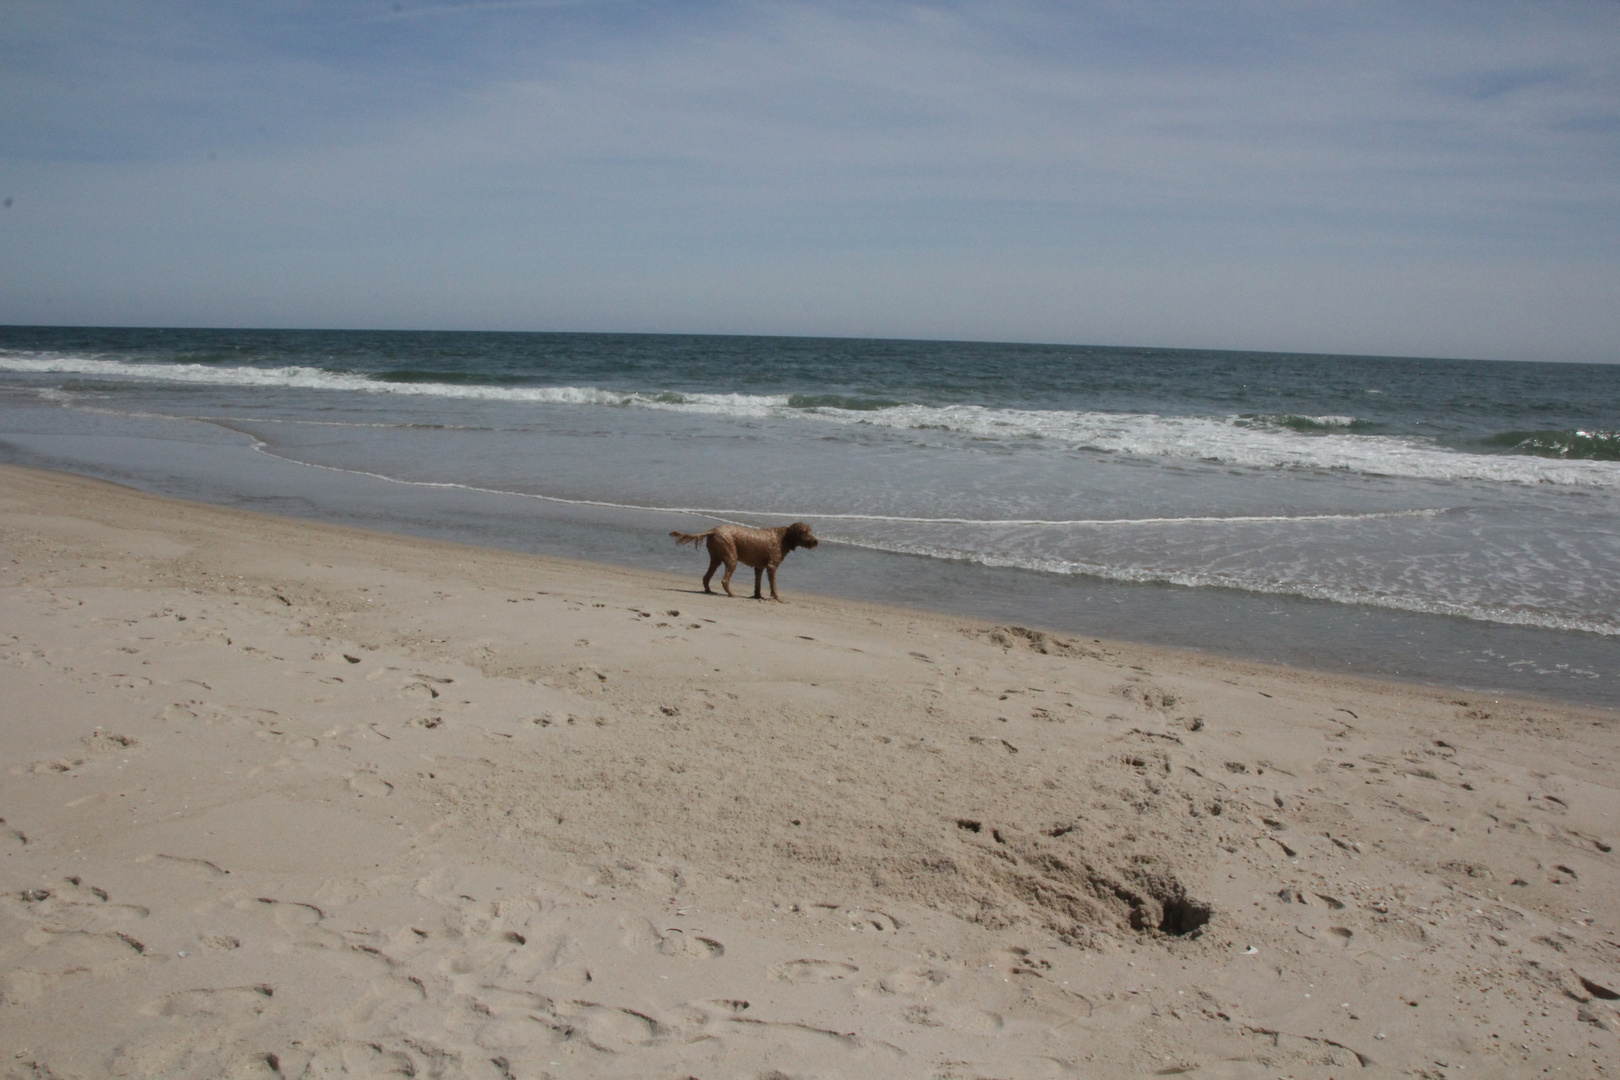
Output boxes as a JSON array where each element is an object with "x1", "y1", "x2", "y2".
[{"x1": 669, "y1": 529, "x2": 714, "y2": 548}]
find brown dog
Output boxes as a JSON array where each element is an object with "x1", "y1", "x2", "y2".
[{"x1": 670, "y1": 522, "x2": 818, "y2": 601}]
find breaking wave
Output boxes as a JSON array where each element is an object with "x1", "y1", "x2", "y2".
[
  {"x1": 5, "y1": 353, "x2": 1619, "y2": 486},
  {"x1": 1484, "y1": 429, "x2": 1620, "y2": 461},
  {"x1": 835, "y1": 536, "x2": 1620, "y2": 638}
]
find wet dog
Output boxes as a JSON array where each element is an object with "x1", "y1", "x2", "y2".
[{"x1": 669, "y1": 522, "x2": 818, "y2": 601}]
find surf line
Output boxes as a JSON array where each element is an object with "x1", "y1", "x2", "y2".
[
  {"x1": 842, "y1": 536, "x2": 1620, "y2": 637},
  {"x1": 244, "y1": 441, "x2": 1443, "y2": 529}
]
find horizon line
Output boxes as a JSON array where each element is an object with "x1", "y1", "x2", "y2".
[{"x1": 4, "y1": 322, "x2": 1612, "y2": 368}]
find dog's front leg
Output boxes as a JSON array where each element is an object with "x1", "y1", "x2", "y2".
[
  {"x1": 767, "y1": 565, "x2": 783, "y2": 602},
  {"x1": 751, "y1": 565, "x2": 765, "y2": 599}
]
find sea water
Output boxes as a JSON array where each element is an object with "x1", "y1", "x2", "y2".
[{"x1": 2, "y1": 327, "x2": 1616, "y2": 705}]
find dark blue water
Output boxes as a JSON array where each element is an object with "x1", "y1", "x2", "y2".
[
  {"x1": 3, "y1": 326, "x2": 1617, "y2": 705},
  {"x1": 4, "y1": 326, "x2": 1616, "y2": 451}
]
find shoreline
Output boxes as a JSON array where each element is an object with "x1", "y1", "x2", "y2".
[
  {"x1": 7, "y1": 421, "x2": 1619, "y2": 709},
  {"x1": 2, "y1": 461, "x2": 1607, "y2": 716},
  {"x1": 2, "y1": 462, "x2": 1617, "y2": 1078}
]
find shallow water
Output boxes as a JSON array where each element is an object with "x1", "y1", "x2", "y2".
[{"x1": 3, "y1": 327, "x2": 1616, "y2": 705}]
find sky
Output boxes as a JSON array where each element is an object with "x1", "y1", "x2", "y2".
[{"x1": 1, "y1": 1, "x2": 1617, "y2": 362}]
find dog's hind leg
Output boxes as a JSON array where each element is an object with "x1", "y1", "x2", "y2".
[{"x1": 705, "y1": 533, "x2": 734, "y2": 596}]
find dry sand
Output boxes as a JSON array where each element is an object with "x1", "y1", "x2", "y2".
[{"x1": 1, "y1": 463, "x2": 1617, "y2": 1080}]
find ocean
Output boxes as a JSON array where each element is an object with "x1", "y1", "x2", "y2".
[{"x1": 2, "y1": 326, "x2": 1617, "y2": 706}]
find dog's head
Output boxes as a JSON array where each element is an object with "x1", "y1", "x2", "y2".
[{"x1": 785, "y1": 521, "x2": 819, "y2": 551}]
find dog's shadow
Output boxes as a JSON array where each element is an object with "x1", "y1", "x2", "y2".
[{"x1": 658, "y1": 585, "x2": 780, "y2": 602}]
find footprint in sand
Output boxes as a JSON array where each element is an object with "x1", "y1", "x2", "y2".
[
  {"x1": 6, "y1": 877, "x2": 150, "y2": 927},
  {"x1": 111, "y1": 1030, "x2": 287, "y2": 1079},
  {"x1": 474, "y1": 1013, "x2": 570, "y2": 1054},
  {"x1": 556, "y1": 1001, "x2": 667, "y2": 1053},
  {"x1": 402, "y1": 681, "x2": 440, "y2": 701},
  {"x1": 719, "y1": 1018, "x2": 905, "y2": 1061},
  {"x1": 0, "y1": 928, "x2": 148, "y2": 1004},
  {"x1": 769, "y1": 958, "x2": 859, "y2": 983},
  {"x1": 302, "y1": 1044, "x2": 416, "y2": 1079},
  {"x1": 247, "y1": 897, "x2": 345, "y2": 950},
  {"x1": 1296, "y1": 923, "x2": 1355, "y2": 948},
  {"x1": 473, "y1": 987, "x2": 558, "y2": 1017},
  {"x1": 144, "y1": 984, "x2": 275, "y2": 1019},
  {"x1": 82, "y1": 731, "x2": 138, "y2": 754},
  {"x1": 659, "y1": 928, "x2": 725, "y2": 959},
  {"x1": 841, "y1": 909, "x2": 900, "y2": 932},
  {"x1": 904, "y1": 1004, "x2": 1003, "y2": 1033},
  {"x1": 161, "y1": 701, "x2": 281, "y2": 730},
  {"x1": 145, "y1": 853, "x2": 231, "y2": 877},
  {"x1": 877, "y1": 965, "x2": 949, "y2": 995},
  {"x1": 620, "y1": 918, "x2": 724, "y2": 959},
  {"x1": 25, "y1": 757, "x2": 85, "y2": 775},
  {"x1": 256, "y1": 729, "x2": 319, "y2": 749},
  {"x1": 498, "y1": 933, "x2": 593, "y2": 986},
  {"x1": 800, "y1": 903, "x2": 901, "y2": 932},
  {"x1": 1239, "y1": 784, "x2": 1285, "y2": 808},
  {"x1": 348, "y1": 772, "x2": 393, "y2": 797}
]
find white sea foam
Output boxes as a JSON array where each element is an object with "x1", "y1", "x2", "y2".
[
  {"x1": 6, "y1": 354, "x2": 1617, "y2": 486},
  {"x1": 820, "y1": 404, "x2": 1619, "y2": 486},
  {"x1": 1236, "y1": 413, "x2": 1361, "y2": 429},
  {"x1": 11, "y1": 383, "x2": 1605, "y2": 638},
  {"x1": 1, "y1": 355, "x2": 654, "y2": 404},
  {"x1": 834, "y1": 535, "x2": 1620, "y2": 638},
  {"x1": 239, "y1": 435, "x2": 1430, "y2": 528},
  {"x1": 239, "y1": 440, "x2": 1613, "y2": 637}
]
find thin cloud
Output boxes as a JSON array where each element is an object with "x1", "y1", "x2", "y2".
[{"x1": 369, "y1": 0, "x2": 631, "y2": 22}]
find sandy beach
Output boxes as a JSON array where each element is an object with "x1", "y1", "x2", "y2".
[{"x1": 1, "y1": 462, "x2": 1616, "y2": 1079}]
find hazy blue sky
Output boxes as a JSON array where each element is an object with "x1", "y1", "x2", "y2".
[{"x1": 2, "y1": 1, "x2": 1617, "y2": 361}]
